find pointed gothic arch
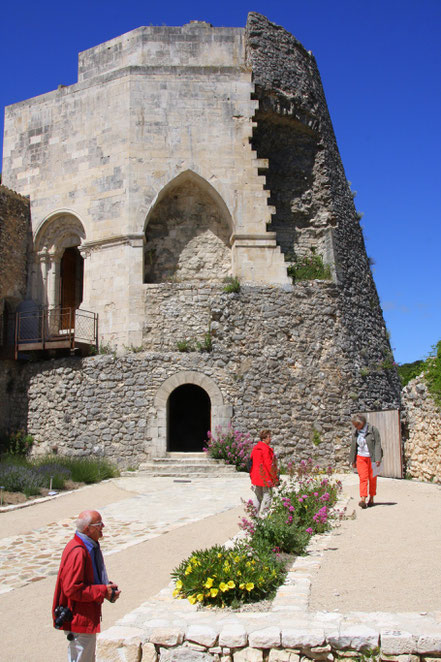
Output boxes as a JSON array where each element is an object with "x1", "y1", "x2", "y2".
[{"x1": 143, "y1": 171, "x2": 233, "y2": 283}]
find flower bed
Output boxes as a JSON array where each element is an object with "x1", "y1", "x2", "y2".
[{"x1": 172, "y1": 458, "x2": 342, "y2": 608}]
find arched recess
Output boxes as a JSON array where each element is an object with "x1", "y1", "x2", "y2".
[
  {"x1": 143, "y1": 171, "x2": 233, "y2": 284},
  {"x1": 33, "y1": 212, "x2": 86, "y2": 309},
  {"x1": 148, "y1": 371, "x2": 233, "y2": 458}
]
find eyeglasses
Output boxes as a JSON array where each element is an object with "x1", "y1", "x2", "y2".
[{"x1": 89, "y1": 522, "x2": 104, "y2": 528}]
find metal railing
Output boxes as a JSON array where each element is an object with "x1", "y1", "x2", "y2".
[{"x1": 14, "y1": 306, "x2": 98, "y2": 357}]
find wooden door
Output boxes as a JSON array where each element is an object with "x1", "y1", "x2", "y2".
[{"x1": 364, "y1": 409, "x2": 402, "y2": 478}]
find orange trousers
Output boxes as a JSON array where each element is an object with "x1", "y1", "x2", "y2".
[{"x1": 356, "y1": 455, "x2": 377, "y2": 498}]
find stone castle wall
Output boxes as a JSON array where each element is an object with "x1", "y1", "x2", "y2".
[
  {"x1": 3, "y1": 283, "x2": 400, "y2": 468},
  {"x1": 401, "y1": 374, "x2": 441, "y2": 482},
  {"x1": 0, "y1": 14, "x2": 401, "y2": 463}
]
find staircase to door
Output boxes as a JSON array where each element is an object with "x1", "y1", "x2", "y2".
[{"x1": 138, "y1": 453, "x2": 238, "y2": 477}]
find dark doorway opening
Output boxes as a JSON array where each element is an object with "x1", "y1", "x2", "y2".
[
  {"x1": 167, "y1": 384, "x2": 211, "y2": 452},
  {"x1": 60, "y1": 247, "x2": 84, "y2": 314}
]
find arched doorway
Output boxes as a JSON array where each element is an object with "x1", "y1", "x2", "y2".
[
  {"x1": 60, "y1": 247, "x2": 84, "y2": 310},
  {"x1": 167, "y1": 384, "x2": 211, "y2": 452}
]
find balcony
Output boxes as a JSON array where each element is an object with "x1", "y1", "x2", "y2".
[{"x1": 10, "y1": 306, "x2": 98, "y2": 359}]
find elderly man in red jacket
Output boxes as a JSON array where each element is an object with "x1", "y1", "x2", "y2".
[
  {"x1": 53, "y1": 509, "x2": 120, "y2": 662},
  {"x1": 250, "y1": 429, "x2": 279, "y2": 517}
]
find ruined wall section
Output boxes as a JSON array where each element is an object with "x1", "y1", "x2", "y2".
[
  {"x1": 402, "y1": 374, "x2": 441, "y2": 482},
  {"x1": 0, "y1": 186, "x2": 31, "y2": 434},
  {"x1": 246, "y1": 12, "x2": 401, "y2": 407},
  {"x1": 0, "y1": 185, "x2": 30, "y2": 309}
]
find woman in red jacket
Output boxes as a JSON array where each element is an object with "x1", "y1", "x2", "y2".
[{"x1": 249, "y1": 429, "x2": 278, "y2": 517}]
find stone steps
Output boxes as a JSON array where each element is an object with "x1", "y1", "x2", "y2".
[{"x1": 136, "y1": 452, "x2": 238, "y2": 477}]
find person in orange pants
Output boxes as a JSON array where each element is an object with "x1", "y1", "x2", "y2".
[{"x1": 349, "y1": 414, "x2": 383, "y2": 508}]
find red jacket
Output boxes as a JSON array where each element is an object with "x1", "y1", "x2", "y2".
[
  {"x1": 250, "y1": 441, "x2": 278, "y2": 487},
  {"x1": 52, "y1": 535, "x2": 107, "y2": 633}
]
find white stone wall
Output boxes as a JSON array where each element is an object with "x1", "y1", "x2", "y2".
[
  {"x1": 402, "y1": 374, "x2": 441, "y2": 482},
  {"x1": 2, "y1": 22, "x2": 288, "y2": 348}
]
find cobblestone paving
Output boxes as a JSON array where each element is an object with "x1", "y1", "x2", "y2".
[{"x1": 0, "y1": 474, "x2": 250, "y2": 595}]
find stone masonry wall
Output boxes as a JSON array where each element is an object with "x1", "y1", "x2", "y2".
[
  {"x1": 246, "y1": 14, "x2": 398, "y2": 399},
  {"x1": 0, "y1": 185, "x2": 30, "y2": 308},
  {"x1": 10, "y1": 283, "x2": 400, "y2": 469},
  {"x1": 402, "y1": 374, "x2": 441, "y2": 482},
  {"x1": 0, "y1": 186, "x2": 31, "y2": 433}
]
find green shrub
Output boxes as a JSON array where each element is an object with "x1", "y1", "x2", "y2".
[
  {"x1": 0, "y1": 429, "x2": 34, "y2": 456},
  {"x1": 0, "y1": 454, "x2": 118, "y2": 497},
  {"x1": 204, "y1": 426, "x2": 253, "y2": 472},
  {"x1": 56, "y1": 456, "x2": 118, "y2": 483},
  {"x1": 176, "y1": 339, "x2": 194, "y2": 352},
  {"x1": 241, "y1": 459, "x2": 342, "y2": 554},
  {"x1": 249, "y1": 507, "x2": 309, "y2": 556},
  {"x1": 171, "y1": 542, "x2": 285, "y2": 608},
  {"x1": 425, "y1": 340, "x2": 441, "y2": 408},
  {"x1": 223, "y1": 276, "x2": 240, "y2": 294},
  {"x1": 196, "y1": 331, "x2": 213, "y2": 353},
  {"x1": 287, "y1": 248, "x2": 331, "y2": 282},
  {"x1": 0, "y1": 463, "x2": 43, "y2": 496},
  {"x1": 397, "y1": 360, "x2": 425, "y2": 386}
]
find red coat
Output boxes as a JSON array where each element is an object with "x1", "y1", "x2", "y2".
[
  {"x1": 52, "y1": 535, "x2": 107, "y2": 633},
  {"x1": 250, "y1": 441, "x2": 278, "y2": 487}
]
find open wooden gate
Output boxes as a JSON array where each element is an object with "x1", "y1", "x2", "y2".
[{"x1": 363, "y1": 409, "x2": 402, "y2": 478}]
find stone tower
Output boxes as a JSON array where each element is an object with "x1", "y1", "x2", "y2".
[{"x1": 0, "y1": 14, "x2": 401, "y2": 467}]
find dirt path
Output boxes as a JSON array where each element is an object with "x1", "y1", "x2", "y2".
[{"x1": 309, "y1": 474, "x2": 441, "y2": 612}]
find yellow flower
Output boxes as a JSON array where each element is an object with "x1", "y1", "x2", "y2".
[
  {"x1": 204, "y1": 577, "x2": 214, "y2": 588},
  {"x1": 246, "y1": 582, "x2": 254, "y2": 592},
  {"x1": 234, "y1": 556, "x2": 240, "y2": 563},
  {"x1": 188, "y1": 595, "x2": 197, "y2": 605},
  {"x1": 217, "y1": 553, "x2": 222, "y2": 558},
  {"x1": 227, "y1": 580, "x2": 235, "y2": 589},
  {"x1": 197, "y1": 594, "x2": 204, "y2": 602},
  {"x1": 210, "y1": 588, "x2": 219, "y2": 597},
  {"x1": 239, "y1": 583, "x2": 245, "y2": 590},
  {"x1": 219, "y1": 582, "x2": 229, "y2": 592},
  {"x1": 172, "y1": 588, "x2": 180, "y2": 597},
  {"x1": 185, "y1": 565, "x2": 192, "y2": 575},
  {"x1": 175, "y1": 580, "x2": 183, "y2": 589}
]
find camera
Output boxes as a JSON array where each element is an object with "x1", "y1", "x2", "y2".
[{"x1": 54, "y1": 605, "x2": 73, "y2": 629}]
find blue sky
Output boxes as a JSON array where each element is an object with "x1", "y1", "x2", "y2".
[{"x1": 1, "y1": 0, "x2": 440, "y2": 364}]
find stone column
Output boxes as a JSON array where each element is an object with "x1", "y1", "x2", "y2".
[{"x1": 47, "y1": 250, "x2": 62, "y2": 309}]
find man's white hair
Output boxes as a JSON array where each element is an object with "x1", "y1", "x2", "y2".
[{"x1": 76, "y1": 512, "x2": 93, "y2": 532}]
